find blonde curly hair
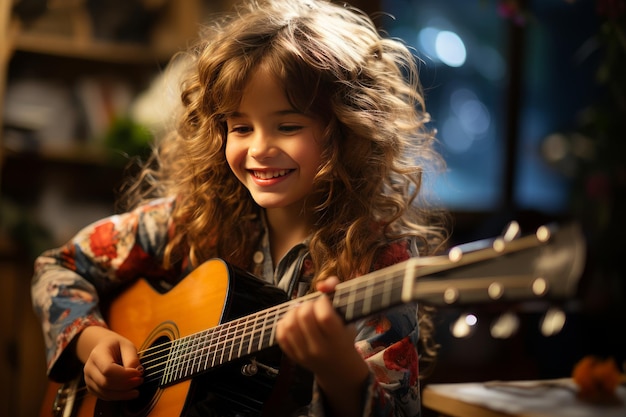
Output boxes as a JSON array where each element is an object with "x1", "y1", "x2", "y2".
[{"x1": 120, "y1": 0, "x2": 448, "y2": 373}]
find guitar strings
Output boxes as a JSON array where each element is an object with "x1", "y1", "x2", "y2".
[
  {"x1": 137, "y1": 257, "x2": 424, "y2": 381},
  {"x1": 154, "y1": 273, "x2": 404, "y2": 382}
]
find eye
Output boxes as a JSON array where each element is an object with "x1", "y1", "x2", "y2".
[
  {"x1": 228, "y1": 124, "x2": 252, "y2": 135},
  {"x1": 279, "y1": 124, "x2": 303, "y2": 134}
]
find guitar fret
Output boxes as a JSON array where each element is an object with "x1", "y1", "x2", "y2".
[
  {"x1": 236, "y1": 316, "x2": 249, "y2": 358},
  {"x1": 232, "y1": 317, "x2": 248, "y2": 360},
  {"x1": 346, "y1": 285, "x2": 357, "y2": 321},
  {"x1": 190, "y1": 332, "x2": 203, "y2": 376},
  {"x1": 209, "y1": 327, "x2": 219, "y2": 368},
  {"x1": 172, "y1": 338, "x2": 185, "y2": 383},
  {"x1": 180, "y1": 335, "x2": 191, "y2": 379},
  {"x1": 363, "y1": 279, "x2": 374, "y2": 315},
  {"x1": 353, "y1": 285, "x2": 366, "y2": 317},
  {"x1": 228, "y1": 318, "x2": 243, "y2": 361},
  {"x1": 259, "y1": 309, "x2": 273, "y2": 351},
  {"x1": 187, "y1": 336, "x2": 198, "y2": 378},
  {"x1": 204, "y1": 329, "x2": 215, "y2": 369},
  {"x1": 203, "y1": 329, "x2": 213, "y2": 370},
  {"x1": 163, "y1": 338, "x2": 182, "y2": 385},
  {"x1": 223, "y1": 321, "x2": 237, "y2": 363},
  {"x1": 178, "y1": 337, "x2": 191, "y2": 380},
  {"x1": 268, "y1": 306, "x2": 280, "y2": 346},
  {"x1": 244, "y1": 316, "x2": 254, "y2": 355},
  {"x1": 257, "y1": 310, "x2": 272, "y2": 352},
  {"x1": 249, "y1": 315, "x2": 261, "y2": 353},
  {"x1": 255, "y1": 312, "x2": 265, "y2": 352},
  {"x1": 192, "y1": 335, "x2": 201, "y2": 375},
  {"x1": 181, "y1": 336, "x2": 192, "y2": 379},
  {"x1": 382, "y1": 276, "x2": 392, "y2": 309},
  {"x1": 216, "y1": 324, "x2": 228, "y2": 366},
  {"x1": 195, "y1": 330, "x2": 208, "y2": 374}
]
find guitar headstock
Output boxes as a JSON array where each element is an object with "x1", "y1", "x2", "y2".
[{"x1": 409, "y1": 222, "x2": 586, "y2": 306}]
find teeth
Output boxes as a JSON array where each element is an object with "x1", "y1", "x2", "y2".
[{"x1": 254, "y1": 169, "x2": 289, "y2": 179}]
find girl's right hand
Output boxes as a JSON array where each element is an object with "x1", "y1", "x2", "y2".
[{"x1": 75, "y1": 326, "x2": 144, "y2": 401}]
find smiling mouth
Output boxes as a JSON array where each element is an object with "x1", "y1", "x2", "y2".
[{"x1": 251, "y1": 169, "x2": 293, "y2": 179}]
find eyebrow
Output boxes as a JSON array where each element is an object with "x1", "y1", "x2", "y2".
[{"x1": 228, "y1": 109, "x2": 304, "y2": 118}]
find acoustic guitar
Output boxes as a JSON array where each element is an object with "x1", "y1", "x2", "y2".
[{"x1": 39, "y1": 222, "x2": 586, "y2": 417}]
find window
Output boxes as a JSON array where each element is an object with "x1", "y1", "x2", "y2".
[{"x1": 381, "y1": 0, "x2": 599, "y2": 214}]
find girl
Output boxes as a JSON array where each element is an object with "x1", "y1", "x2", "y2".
[{"x1": 32, "y1": 0, "x2": 448, "y2": 416}]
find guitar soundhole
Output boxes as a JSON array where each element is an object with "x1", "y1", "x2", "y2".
[{"x1": 96, "y1": 335, "x2": 170, "y2": 417}]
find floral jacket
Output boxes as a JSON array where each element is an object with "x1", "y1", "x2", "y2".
[{"x1": 32, "y1": 197, "x2": 423, "y2": 417}]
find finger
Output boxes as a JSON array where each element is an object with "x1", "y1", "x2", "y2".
[
  {"x1": 85, "y1": 377, "x2": 140, "y2": 402},
  {"x1": 277, "y1": 307, "x2": 309, "y2": 359},
  {"x1": 315, "y1": 276, "x2": 340, "y2": 293},
  {"x1": 295, "y1": 301, "x2": 325, "y2": 351},
  {"x1": 120, "y1": 341, "x2": 143, "y2": 375},
  {"x1": 312, "y1": 294, "x2": 345, "y2": 334},
  {"x1": 88, "y1": 350, "x2": 143, "y2": 388},
  {"x1": 88, "y1": 367, "x2": 143, "y2": 400}
]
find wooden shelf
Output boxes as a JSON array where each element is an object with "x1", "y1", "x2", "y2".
[
  {"x1": 0, "y1": 2, "x2": 206, "y2": 416},
  {"x1": 3, "y1": 143, "x2": 128, "y2": 167},
  {"x1": 13, "y1": 32, "x2": 175, "y2": 64}
]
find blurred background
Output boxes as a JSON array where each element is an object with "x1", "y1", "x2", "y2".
[{"x1": 0, "y1": 0, "x2": 624, "y2": 415}]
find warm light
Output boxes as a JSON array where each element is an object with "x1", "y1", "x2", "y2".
[
  {"x1": 490, "y1": 312, "x2": 519, "y2": 339},
  {"x1": 451, "y1": 312, "x2": 478, "y2": 338},
  {"x1": 540, "y1": 307, "x2": 566, "y2": 336}
]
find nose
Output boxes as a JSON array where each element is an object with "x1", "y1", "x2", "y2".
[{"x1": 248, "y1": 131, "x2": 278, "y2": 160}]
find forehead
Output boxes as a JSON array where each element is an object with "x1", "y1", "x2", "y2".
[
  {"x1": 242, "y1": 67, "x2": 286, "y2": 98},
  {"x1": 216, "y1": 55, "x2": 328, "y2": 121},
  {"x1": 216, "y1": 61, "x2": 284, "y2": 111}
]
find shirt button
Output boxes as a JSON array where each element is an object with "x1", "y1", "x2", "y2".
[{"x1": 253, "y1": 251, "x2": 264, "y2": 264}]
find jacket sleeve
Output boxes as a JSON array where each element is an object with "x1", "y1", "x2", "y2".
[
  {"x1": 354, "y1": 304, "x2": 422, "y2": 417},
  {"x1": 30, "y1": 198, "x2": 175, "y2": 381},
  {"x1": 308, "y1": 239, "x2": 423, "y2": 417}
]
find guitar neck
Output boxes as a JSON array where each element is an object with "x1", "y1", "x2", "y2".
[{"x1": 156, "y1": 222, "x2": 585, "y2": 386}]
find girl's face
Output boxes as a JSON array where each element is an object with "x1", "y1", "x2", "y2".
[{"x1": 225, "y1": 67, "x2": 325, "y2": 213}]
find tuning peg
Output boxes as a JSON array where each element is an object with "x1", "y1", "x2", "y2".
[
  {"x1": 451, "y1": 312, "x2": 478, "y2": 338},
  {"x1": 540, "y1": 307, "x2": 566, "y2": 336},
  {"x1": 491, "y1": 221, "x2": 521, "y2": 252},
  {"x1": 490, "y1": 311, "x2": 520, "y2": 339},
  {"x1": 535, "y1": 224, "x2": 553, "y2": 243},
  {"x1": 502, "y1": 220, "x2": 521, "y2": 242}
]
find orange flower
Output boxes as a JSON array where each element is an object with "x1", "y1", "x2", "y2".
[
  {"x1": 90, "y1": 222, "x2": 119, "y2": 260},
  {"x1": 572, "y1": 355, "x2": 623, "y2": 404}
]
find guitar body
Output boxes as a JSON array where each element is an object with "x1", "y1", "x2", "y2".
[{"x1": 40, "y1": 259, "x2": 307, "y2": 417}]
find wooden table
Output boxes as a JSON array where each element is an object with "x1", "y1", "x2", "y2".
[{"x1": 422, "y1": 378, "x2": 626, "y2": 417}]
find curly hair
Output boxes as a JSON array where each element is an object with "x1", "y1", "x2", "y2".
[{"x1": 119, "y1": 0, "x2": 448, "y2": 374}]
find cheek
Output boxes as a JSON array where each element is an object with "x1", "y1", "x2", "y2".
[
  {"x1": 225, "y1": 140, "x2": 246, "y2": 178},
  {"x1": 294, "y1": 141, "x2": 324, "y2": 175}
]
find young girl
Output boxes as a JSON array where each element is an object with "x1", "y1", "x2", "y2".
[{"x1": 32, "y1": 0, "x2": 448, "y2": 416}]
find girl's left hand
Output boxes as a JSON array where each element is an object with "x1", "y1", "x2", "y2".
[{"x1": 275, "y1": 276, "x2": 369, "y2": 389}]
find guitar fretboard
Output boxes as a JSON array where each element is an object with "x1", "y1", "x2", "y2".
[{"x1": 155, "y1": 266, "x2": 411, "y2": 385}]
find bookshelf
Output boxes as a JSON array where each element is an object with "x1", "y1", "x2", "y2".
[{"x1": 0, "y1": 1, "x2": 215, "y2": 416}]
